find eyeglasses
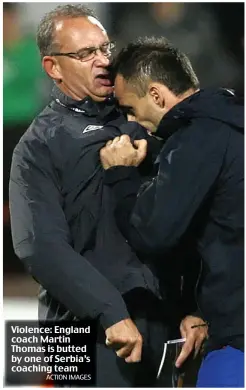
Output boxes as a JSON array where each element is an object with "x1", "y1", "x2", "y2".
[{"x1": 50, "y1": 41, "x2": 116, "y2": 62}]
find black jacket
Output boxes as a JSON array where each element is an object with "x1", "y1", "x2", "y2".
[
  {"x1": 104, "y1": 88, "x2": 244, "y2": 350},
  {"x1": 9, "y1": 85, "x2": 165, "y2": 330}
]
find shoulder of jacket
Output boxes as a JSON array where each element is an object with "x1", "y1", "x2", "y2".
[
  {"x1": 21, "y1": 111, "x2": 72, "y2": 147},
  {"x1": 180, "y1": 116, "x2": 231, "y2": 136}
]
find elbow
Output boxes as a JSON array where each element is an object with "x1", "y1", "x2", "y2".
[
  {"x1": 13, "y1": 238, "x2": 36, "y2": 273},
  {"x1": 13, "y1": 236, "x2": 34, "y2": 260},
  {"x1": 130, "y1": 222, "x2": 180, "y2": 255}
]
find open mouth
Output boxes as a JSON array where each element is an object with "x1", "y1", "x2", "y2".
[
  {"x1": 95, "y1": 74, "x2": 113, "y2": 86},
  {"x1": 96, "y1": 74, "x2": 108, "y2": 79}
]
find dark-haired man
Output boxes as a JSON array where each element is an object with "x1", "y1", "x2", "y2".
[
  {"x1": 9, "y1": 6, "x2": 206, "y2": 387},
  {"x1": 100, "y1": 37, "x2": 244, "y2": 387}
]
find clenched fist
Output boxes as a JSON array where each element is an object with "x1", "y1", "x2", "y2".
[
  {"x1": 105, "y1": 318, "x2": 143, "y2": 363},
  {"x1": 100, "y1": 134, "x2": 147, "y2": 170}
]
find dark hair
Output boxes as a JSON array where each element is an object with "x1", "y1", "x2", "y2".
[
  {"x1": 113, "y1": 36, "x2": 200, "y2": 96},
  {"x1": 37, "y1": 4, "x2": 97, "y2": 58}
]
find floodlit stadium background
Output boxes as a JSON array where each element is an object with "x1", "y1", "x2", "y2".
[{"x1": 3, "y1": 2, "x2": 244, "y2": 320}]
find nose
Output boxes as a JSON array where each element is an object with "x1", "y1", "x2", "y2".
[{"x1": 94, "y1": 49, "x2": 110, "y2": 67}]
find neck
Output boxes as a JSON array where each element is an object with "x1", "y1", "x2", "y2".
[
  {"x1": 165, "y1": 87, "x2": 199, "y2": 112},
  {"x1": 177, "y1": 88, "x2": 199, "y2": 102},
  {"x1": 57, "y1": 82, "x2": 108, "y2": 103},
  {"x1": 151, "y1": 88, "x2": 199, "y2": 133},
  {"x1": 57, "y1": 82, "x2": 84, "y2": 101}
]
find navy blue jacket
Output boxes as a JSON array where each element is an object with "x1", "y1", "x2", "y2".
[
  {"x1": 104, "y1": 88, "x2": 244, "y2": 350},
  {"x1": 9, "y1": 86, "x2": 164, "y2": 329}
]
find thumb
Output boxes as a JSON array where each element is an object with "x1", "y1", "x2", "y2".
[
  {"x1": 99, "y1": 146, "x2": 106, "y2": 158},
  {"x1": 134, "y1": 139, "x2": 147, "y2": 161},
  {"x1": 119, "y1": 134, "x2": 131, "y2": 144},
  {"x1": 175, "y1": 337, "x2": 194, "y2": 368}
]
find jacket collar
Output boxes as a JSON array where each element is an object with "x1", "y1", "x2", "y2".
[
  {"x1": 51, "y1": 83, "x2": 117, "y2": 118},
  {"x1": 155, "y1": 88, "x2": 239, "y2": 142},
  {"x1": 155, "y1": 91, "x2": 200, "y2": 142}
]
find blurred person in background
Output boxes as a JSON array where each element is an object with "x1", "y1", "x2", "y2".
[
  {"x1": 100, "y1": 36, "x2": 244, "y2": 388},
  {"x1": 3, "y1": 3, "x2": 45, "y2": 129},
  {"x1": 9, "y1": 4, "x2": 206, "y2": 387},
  {"x1": 3, "y1": 2, "x2": 46, "y2": 275},
  {"x1": 113, "y1": 3, "x2": 242, "y2": 90}
]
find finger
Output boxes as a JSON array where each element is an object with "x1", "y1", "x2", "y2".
[
  {"x1": 134, "y1": 139, "x2": 147, "y2": 152},
  {"x1": 133, "y1": 139, "x2": 145, "y2": 148},
  {"x1": 119, "y1": 134, "x2": 131, "y2": 144},
  {"x1": 134, "y1": 139, "x2": 147, "y2": 162},
  {"x1": 106, "y1": 340, "x2": 127, "y2": 351},
  {"x1": 194, "y1": 342, "x2": 201, "y2": 358},
  {"x1": 175, "y1": 337, "x2": 194, "y2": 368},
  {"x1": 203, "y1": 327, "x2": 209, "y2": 339},
  {"x1": 111, "y1": 136, "x2": 121, "y2": 145},
  {"x1": 99, "y1": 148, "x2": 106, "y2": 159},
  {"x1": 106, "y1": 140, "x2": 113, "y2": 146},
  {"x1": 194, "y1": 334, "x2": 206, "y2": 358},
  {"x1": 105, "y1": 337, "x2": 112, "y2": 346},
  {"x1": 105, "y1": 337, "x2": 124, "y2": 349},
  {"x1": 179, "y1": 323, "x2": 187, "y2": 339},
  {"x1": 125, "y1": 340, "x2": 142, "y2": 363},
  {"x1": 180, "y1": 327, "x2": 187, "y2": 339},
  {"x1": 116, "y1": 344, "x2": 133, "y2": 359}
]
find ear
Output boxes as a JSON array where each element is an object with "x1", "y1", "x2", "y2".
[
  {"x1": 42, "y1": 56, "x2": 62, "y2": 82},
  {"x1": 148, "y1": 84, "x2": 165, "y2": 109}
]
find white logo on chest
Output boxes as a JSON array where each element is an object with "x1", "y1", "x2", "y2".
[{"x1": 83, "y1": 125, "x2": 103, "y2": 133}]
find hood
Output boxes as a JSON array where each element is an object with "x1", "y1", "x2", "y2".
[{"x1": 156, "y1": 88, "x2": 244, "y2": 141}]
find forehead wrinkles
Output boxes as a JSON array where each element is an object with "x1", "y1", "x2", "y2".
[{"x1": 54, "y1": 18, "x2": 108, "y2": 51}]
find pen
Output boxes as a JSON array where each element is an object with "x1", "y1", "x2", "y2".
[{"x1": 191, "y1": 323, "x2": 208, "y2": 329}]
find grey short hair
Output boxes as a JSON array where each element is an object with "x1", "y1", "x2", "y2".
[{"x1": 36, "y1": 4, "x2": 97, "y2": 58}]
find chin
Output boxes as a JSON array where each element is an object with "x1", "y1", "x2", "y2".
[
  {"x1": 104, "y1": 86, "x2": 114, "y2": 95},
  {"x1": 148, "y1": 125, "x2": 158, "y2": 133},
  {"x1": 99, "y1": 84, "x2": 114, "y2": 93},
  {"x1": 90, "y1": 87, "x2": 114, "y2": 102}
]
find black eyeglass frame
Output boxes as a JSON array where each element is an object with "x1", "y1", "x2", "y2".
[{"x1": 50, "y1": 41, "x2": 116, "y2": 61}]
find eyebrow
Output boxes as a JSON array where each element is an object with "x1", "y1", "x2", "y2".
[{"x1": 77, "y1": 41, "x2": 110, "y2": 50}]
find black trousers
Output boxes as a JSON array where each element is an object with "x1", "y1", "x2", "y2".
[
  {"x1": 96, "y1": 289, "x2": 168, "y2": 387},
  {"x1": 95, "y1": 316, "x2": 170, "y2": 387},
  {"x1": 53, "y1": 289, "x2": 176, "y2": 387}
]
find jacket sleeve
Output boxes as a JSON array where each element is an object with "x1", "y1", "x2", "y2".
[
  {"x1": 104, "y1": 121, "x2": 228, "y2": 254},
  {"x1": 9, "y1": 136, "x2": 130, "y2": 329}
]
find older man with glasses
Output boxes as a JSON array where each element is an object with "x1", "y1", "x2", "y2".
[{"x1": 9, "y1": 4, "x2": 207, "y2": 387}]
